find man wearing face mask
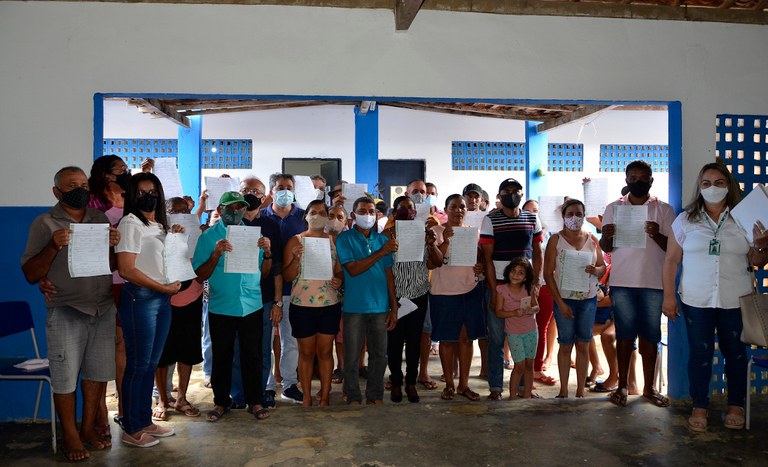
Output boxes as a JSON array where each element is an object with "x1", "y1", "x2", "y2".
[
  {"x1": 336, "y1": 197, "x2": 399, "y2": 405},
  {"x1": 193, "y1": 192, "x2": 272, "y2": 422},
  {"x1": 426, "y1": 182, "x2": 448, "y2": 224},
  {"x1": 225, "y1": 176, "x2": 284, "y2": 409},
  {"x1": 599, "y1": 160, "x2": 675, "y2": 408},
  {"x1": 260, "y1": 173, "x2": 306, "y2": 404},
  {"x1": 479, "y1": 178, "x2": 544, "y2": 400},
  {"x1": 22, "y1": 166, "x2": 120, "y2": 461},
  {"x1": 310, "y1": 174, "x2": 329, "y2": 204}
]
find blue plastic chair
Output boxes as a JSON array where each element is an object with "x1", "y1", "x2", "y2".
[
  {"x1": 746, "y1": 354, "x2": 768, "y2": 430},
  {"x1": 0, "y1": 301, "x2": 56, "y2": 453}
]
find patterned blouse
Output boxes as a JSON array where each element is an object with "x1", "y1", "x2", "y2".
[{"x1": 290, "y1": 241, "x2": 341, "y2": 307}]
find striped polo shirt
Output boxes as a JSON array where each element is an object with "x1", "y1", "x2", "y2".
[{"x1": 479, "y1": 209, "x2": 543, "y2": 280}]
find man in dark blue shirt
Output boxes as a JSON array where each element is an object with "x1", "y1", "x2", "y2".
[{"x1": 260, "y1": 173, "x2": 307, "y2": 404}]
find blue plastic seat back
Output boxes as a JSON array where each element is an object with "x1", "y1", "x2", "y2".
[{"x1": 0, "y1": 301, "x2": 35, "y2": 339}]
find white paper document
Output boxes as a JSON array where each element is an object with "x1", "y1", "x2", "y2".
[
  {"x1": 613, "y1": 205, "x2": 648, "y2": 248},
  {"x1": 584, "y1": 178, "x2": 609, "y2": 218},
  {"x1": 558, "y1": 249, "x2": 594, "y2": 293},
  {"x1": 464, "y1": 210, "x2": 488, "y2": 229},
  {"x1": 415, "y1": 204, "x2": 431, "y2": 223},
  {"x1": 13, "y1": 358, "x2": 49, "y2": 371},
  {"x1": 205, "y1": 176, "x2": 241, "y2": 211},
  {"x1": 301, "y1": 237, "x2": 333, "y2": 281},
  {"x1": 153, "y1": 157, "x2": 184, "y2": 199},
  {"x1": 342, "y1": 183, "x2": 368, "y2": 214},
  {"x1": 294, "y1": 175, "x2": 318, "y2": 211},
  {"x1": 448, "y1": 226, "x2": 479, "y2": 267},
  {"x1": 395, "y1": 220, "x2": 425, "y2": 262},
  {"x1": 163, "y1": 233, "x2": 197, "y2": 283},
  {"x1": 169, "y1": 214, "x2": 202, "y2": 258},
  {"x1": 397, "y1": 297, "x2": 418, "y2": 319},
  {"x1": 68, "y1": 223, "x2": 111, "y2": 278},
  {"x1": 731, "y1": 185, "x2": 768, "y2": 244},
  {"x1": 224, "y1": 225, "x2": 262, "y2": 274},
  {"x1": 538, "y1": 196, "x2": 564, "y2": 232}
]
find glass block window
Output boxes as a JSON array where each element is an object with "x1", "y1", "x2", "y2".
[
  {"x1": 451, "y1": 141, "x2": 526, "y2": 171},
  {"x1": 599, "y1": 144, "x2": 669, "y2": 173},
  {"x1": 548, "y1": 143, "x2": 584, "y2": 172},
  {"x1": 103, "y1": 139, "x2": 253, "y2": 170}
]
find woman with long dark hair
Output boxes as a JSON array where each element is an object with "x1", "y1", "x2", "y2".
[{"x1": 116, "y1": 172, "x2": 183, "y2": 447}]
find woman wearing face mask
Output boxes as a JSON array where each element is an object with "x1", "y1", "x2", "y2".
[
  {"x1": 382, "y1": 197, "x2": 442, "y2": 403},
  {"x1": 430, "y1": 194, "x2": 486, "y2": 401},
  {"x1": 324, "y1": 205, "x2": 348, "y2": 385},
  {"x1": 662, "y1": 163, "x2": 768, "y2": 432},
  {"x1": 115, "y1": 173, "x2": 184, "y2": 447},
  {"x1": 282, "y1": 200, "x2": 345, "y2": 407},
  {"x1": 543, "y1": 199, "x2": 606, "y2": 399}
]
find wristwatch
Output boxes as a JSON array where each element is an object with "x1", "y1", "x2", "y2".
[{"x1": 274, "y1": 300, "x2": 283, "y2": 307}]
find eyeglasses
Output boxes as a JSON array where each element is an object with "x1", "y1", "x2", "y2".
[
  {"x1": 241, "y1": 188, "x2": 264, "y2": 196},
  {"x1": 111, "y1": 166, "x2": 130, "y2": 175},
  {"x1": 137, "y1": 189, "x2": 159, "y2": 198}
]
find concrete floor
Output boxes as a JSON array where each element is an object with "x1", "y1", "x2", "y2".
[{"x1": 2, "y1": 349, "x2": 767, "y2": 466}]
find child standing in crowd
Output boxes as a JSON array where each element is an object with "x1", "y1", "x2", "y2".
[{"x1": 495, "y1": 258, "x2": 539, "y2": 399}]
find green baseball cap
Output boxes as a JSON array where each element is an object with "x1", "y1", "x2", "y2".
[{"x1": 218, "y1": 191, "x2": 250, "y2": 208}]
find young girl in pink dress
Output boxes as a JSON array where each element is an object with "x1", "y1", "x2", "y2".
[{"x1": 495, "y1": 258, "x2": 539, "y2": 399}]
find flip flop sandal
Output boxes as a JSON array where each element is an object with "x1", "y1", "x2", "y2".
[
  {"x1": 533, "y1": 375, "x2": 557, "y2": 386},
  {"x1": 609, "y1": 390, "x2": 628, "y2": 407},
  {"x1": 440, "y1": 387, "x2": 455, "y2": 400},
  {"x1": 687, "y1": 411, "x2": 708, "y2": 433},
  {"x1": 418, "y1": 380, "x2": 438, "y2": 390},
  {"x1": 457, "y1": 388, "x2": 480, "y2": 401},
  {"x1": 94, "y1": 424, "x2": 112, "y2": 441},
  {"x1": 331, "y1": 368, "x2": 344, "y2": 384},
  {"x1": 487, "y1": 391, "x2": 503, "y2": 401},
  {"x1": 248, "y1": 406, "x2": 270, "y2": 420},
  {"x1": 643, "y1": 392, "x2": 670, "y2": 407},
  {"x1": 61, "y1": 446, "x2": 91, "y2": 461},
  {"x1": 151, "y1": 406, "x2": 169, "y2": 422},
  {"x1": 590, "y1": 382, "x2": 618, "y2": 393},
  {"x1": 175, "y1": 403, "x2": 201, "y2": 417},
  {"x1": 724, "y1": 407, "x2": 745, "y2": 430},
  {"x1": 206, "y1": 407, "x2": 229, "y2": 423}
]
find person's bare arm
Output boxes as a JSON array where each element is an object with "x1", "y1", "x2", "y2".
[
  {"x1": 22, "y1": 228, "x2": 70, "y2": 284},
  {"x1": 343, "y1": 238, "x2": 398, "y2": 277},
  {"x1": 661, "y1": 235, "x2": 683, "y2": 322},
  {"x1": 118, "y1": 252, "x2": 180, "y2": 294}
]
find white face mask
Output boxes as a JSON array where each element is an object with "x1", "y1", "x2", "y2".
[
  {"x1": 700, "y1": 186, "x2": 728, "y2": 204},
  {"x1": 324, "y1": 219, "x2": 345, "y2": 234},
  {"x1": 315, "y1": 188, "x2": 325, "y2": 200},
  {"x1": 410, "y1": 193, "x2": 425, "y2": 205},
  {"x1": 306, "y1": 214, "x2": 329, "y2": 230},
  {"x1": 354, "y1": 214, "x2": 377, "y2": 230},
  {"x1": 564, "y1": 216, "x2": 584, "y2": 231}
]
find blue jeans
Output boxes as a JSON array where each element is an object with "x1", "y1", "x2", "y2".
[
  {"x1": 485, "y1": 288, "x2": 505, "y2": 393},
  {"x1": 202, "y1": 299, "x2": 212, "y2": 377},
  {"x1": 682, "y1": 304, "x2": 747, "y2": 409},
  {"x1": 231, "y1": 302, "x2": 272, "y2": 404},
  {"x1": 119, "y1": 283, "x2": 171, "y2": 434},
  {"x1": 611, "y1": 287, "x2": 663, "y2": 343},
  {"x1": 552, "y1": 297, "x2": 597, "y2": 344}
]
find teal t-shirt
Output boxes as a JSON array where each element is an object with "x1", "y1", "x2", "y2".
[{"x1": 336, "y1": 227, "x2": 393, "y2": 314}]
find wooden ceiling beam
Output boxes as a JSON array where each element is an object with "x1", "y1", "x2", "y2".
[
  {"x1": 382, "y1": 102, "x2": 559, "y2": 121},
  {"x1": 179, "y1": 101, "x2": 334, "y2": 116},
  {"x1": 131, "y1": 98, "x2": 190, "y2": 128},
  {"x1": 395, "y1": 0, "x2": 425, "y2": 30},
  {"x1": 536, "y1": 105, "x2": 613, "y2": 132}
]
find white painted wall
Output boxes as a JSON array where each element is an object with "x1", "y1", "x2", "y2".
[{"x1": 2, "y1": 2, "x2": 768, "y2": 207}]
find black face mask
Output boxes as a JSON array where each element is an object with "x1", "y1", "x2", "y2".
[
  {"x1": 136, "y1": 194, "x2": 159, "y2": 213},
  {"x1": 243, "y1": 194, "x2": 261, "y2": 212},
  {"x1": 627, "y1": 181, "x2": 651, "y2": 198},
  {"x1": 59, "y1": 187, "x2": 90, "y2": 210},
  {"x1": 499, "y1": 193, "x2": 522, "y2": 209},
  {"x1": 114, "y1": 172, "x2": 132, "y2": 190}
]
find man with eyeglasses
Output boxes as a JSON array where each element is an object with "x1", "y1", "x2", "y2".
[
  {"x1": 226, "y1": 176, "x2": 284, "y2": 409},
  {"x1": 260, "y1": 173, "x2": 307, "y2": 404},
  {"x1": 193, "y1": 191, "x2": 272, "y2": 422}
]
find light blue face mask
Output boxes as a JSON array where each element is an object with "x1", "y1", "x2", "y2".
[
  {"x1": 275, "y1": 189, "x2": 294, "y2": 208},
  {"x1": 424, "y1": 194, "x2": 437, "y2": 207}
]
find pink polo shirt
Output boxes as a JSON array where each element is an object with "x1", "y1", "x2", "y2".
[{"x1": 601, "y1": 194, "x2": 675, "y2": 290}]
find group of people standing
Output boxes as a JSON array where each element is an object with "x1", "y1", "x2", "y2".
[{"x1": 21, "y1": 156, "x2": 768, "y2": 460}]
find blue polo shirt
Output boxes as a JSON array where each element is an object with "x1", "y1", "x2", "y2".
[
  {"x1": 192, "y1": 222, "x2": 263, "y2": 317},
  {"x1": 260, "y1": 204, "x2": 306, "y2": 295},
  {"x1": 336, "y1": 227, "x2": 393, "y2": 314}
]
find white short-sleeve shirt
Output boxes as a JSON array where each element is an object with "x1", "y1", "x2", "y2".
[
  {"x1": 115, "y1": 213, "x2": 168, "y2": 285},
  {"x1": 672, "y1": 209, "x2": 752, "y2": 309}
]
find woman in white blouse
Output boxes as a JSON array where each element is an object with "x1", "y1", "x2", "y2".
[{"x1": 662, "y1": 162, "x2": 768, "y2": 433}]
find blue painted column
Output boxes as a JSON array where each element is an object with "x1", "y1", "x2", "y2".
[
  {"x1": 666, "y1": 101, "x2": 688, "y2": 400},
  {"x1": 354, "y1": 105, "x2": 379, "y2": 195},
  {"x1": 177, "y1": 115, "x2": 202, "y2": 201},
  {"x1": 93, "y1": 94, "x2": 104, "y2": 161},
  {"x1": 525, "y1": 121, "x2": 548, "y2": 201}
]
